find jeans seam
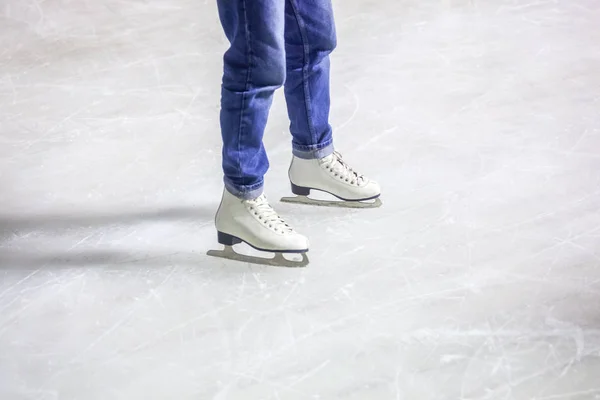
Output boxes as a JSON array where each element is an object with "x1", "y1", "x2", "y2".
[
  {"x1": 238, "y1": 0, "x2": 253, "y2": 186},
  {"x1": 288, "y1": 0, "x2": 315, "y2": 143}
]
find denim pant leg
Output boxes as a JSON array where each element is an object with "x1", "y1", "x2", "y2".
[
  {"x1": 284, "y1": 0, "x2": 337, "y2": 160},
  {"x1": 217, "y1": 0, "x2": 286, "y2": 199}
]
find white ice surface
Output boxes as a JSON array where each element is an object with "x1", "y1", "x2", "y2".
[{"x1": 1, "y1": 0, "x2": 600, "y2": 399}]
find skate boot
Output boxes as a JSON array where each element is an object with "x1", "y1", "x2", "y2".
[
  {"x1": 207, "y1": 189, "x2": 309, "y2": 267},
  {"x1": 281, "y1": 151, "x2": 381, "y2": 208}
]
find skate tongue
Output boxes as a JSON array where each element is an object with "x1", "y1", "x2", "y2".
[
  {"x1": 254, "y1": 194, "x2": 268, "y2": 203},
  {"x1": 247, "y1": 194, "x2": 269, "y2": 207}
]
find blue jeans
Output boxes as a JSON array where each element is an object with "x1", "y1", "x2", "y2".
[{"x1": 217, "y1": 0, "x2": 337, "y2": 199}]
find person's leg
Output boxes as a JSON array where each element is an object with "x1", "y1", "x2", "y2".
[
  {"x1": 217, "y1": 0, "x2": 286, "y2": 199},
  {"x1": 212, "y1": 0, "x2": 309, "y2": 266},
  {"x1": 283, "y1": 0, "x2": 337, "y2": 160},
  {"x1": 281, "y1": 0, "x2": 382, "y2": 207}
]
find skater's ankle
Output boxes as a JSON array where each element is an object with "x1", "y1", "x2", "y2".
[
  {"x1": 223, "y1": 181, "x2": 264, "y2": 201},
  {"x1": 292, "y1": 141, "x2": 334, "y2": 160}
]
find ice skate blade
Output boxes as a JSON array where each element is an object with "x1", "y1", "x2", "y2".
[
  {"x1": 207, "y1": 246, "x2": 309, "y2": 268},
  {"x1": 281, "y1": 195, "x2": 382, "y2": 209}
]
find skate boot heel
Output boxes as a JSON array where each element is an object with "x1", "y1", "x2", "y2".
[
  {"x1": 291, "y1": 183, "x2": 311, "y2": 196},
  {"x1": 217, "y1": 231, "x2": 242, "y2": 246}
]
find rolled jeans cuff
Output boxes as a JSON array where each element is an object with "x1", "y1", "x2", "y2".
[{"x1": 292, "y1": 140, "x2": 334, "y2": 160}]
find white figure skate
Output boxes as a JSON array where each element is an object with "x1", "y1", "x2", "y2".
[
  {"x1": 281, "y1": 151, "x2": 382, "y2": 208},
  {"x1": 207, "y1": 189, "x2": 309, "y2": 267}
]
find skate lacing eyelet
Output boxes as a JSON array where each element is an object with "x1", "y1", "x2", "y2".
[
  {"x1": 248, "y1": 196, "x2": 294, "y2": 234},
  {"x1": 329, "y1": 152, "x2": 366, "y2": 185}
]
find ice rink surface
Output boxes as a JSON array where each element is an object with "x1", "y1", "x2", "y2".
[{"x1": 1, "y1": 0, "x2": 600, "y2": 399}]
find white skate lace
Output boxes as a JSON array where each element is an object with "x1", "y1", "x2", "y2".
[
  {"x1": 320, "y1": 151, "x2": 366, "y2": 186},
  {"x1": 245, "y1": 194, "x2": 294, "y2": 234}
]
